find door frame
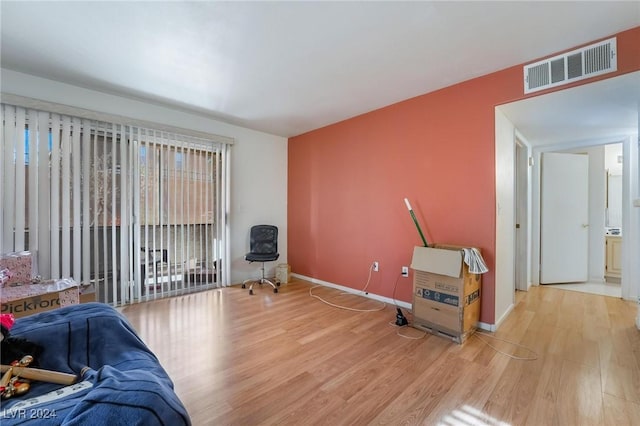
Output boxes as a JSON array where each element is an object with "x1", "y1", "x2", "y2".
[
  {"x1": 514, "y1": 133, "x2": 532, "y2": 291},
  {"x1": 530, "y1": 136, "x2": 638, "y2": 301}
]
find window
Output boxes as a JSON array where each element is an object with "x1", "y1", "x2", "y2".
[{"x1": 1, "y1": 104, "x2": 231, "y2": 305}]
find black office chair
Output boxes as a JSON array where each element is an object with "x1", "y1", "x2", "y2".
[{"x1": 241, "y1": 225, "x2": 280, "y2": 295}]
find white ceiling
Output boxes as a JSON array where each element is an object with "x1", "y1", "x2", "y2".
[
  {"x1": 1, "y1": 1, "x2": 639, "y2": 138},
  {"x1": 500, "y1": 71, "x2": 640, "y2": 147}
]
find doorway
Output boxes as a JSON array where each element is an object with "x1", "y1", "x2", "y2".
[
  {"x1": 494, "y1": 72, "x2": 640, "y2": 331},
  {"x1": 530, "y1": 138, "x2": 635, "y2": 301},
  {"x1": 540, "y1": 143, "x2": 623, "y2": 298}
]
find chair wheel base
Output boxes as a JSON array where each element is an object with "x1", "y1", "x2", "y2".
[{"x1": 243, "y1": 277, "x2": 278, "y2": 296}]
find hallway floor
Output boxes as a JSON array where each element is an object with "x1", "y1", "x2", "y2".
[{"x1": 544, "y1": 280, "x2": 622, "y2": 298}]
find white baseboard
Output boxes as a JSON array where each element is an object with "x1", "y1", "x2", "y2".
[
  {"x1": 477, "y1": 322, "x2": 496, "y2": 332},
  {"x1": 493, "y1": 303, "x2": 515, "y2": 331},
  {"x1": 291, "y1": 272, "x2": 412, "y2": 310},
  {"x1": 291, "y1": 273, "x2": 501, "y2": 331},
  {"x1": 477, "y1": 309, "x2": 510, "y2": 332}
]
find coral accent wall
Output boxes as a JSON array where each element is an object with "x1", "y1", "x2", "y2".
[{"x1": 288, "y1": 27, "x2": 640, "y2": 324}]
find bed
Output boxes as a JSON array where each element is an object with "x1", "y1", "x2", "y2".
[{"x1": 0, "y1": 303, "x2": 191, "y2": 425}]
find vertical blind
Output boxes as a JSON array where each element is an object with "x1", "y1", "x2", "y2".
[{"x1": 1, "y1": 103, "x2": 231, "y2": 305}]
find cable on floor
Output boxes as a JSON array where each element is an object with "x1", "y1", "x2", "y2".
[
  {"x1": 387, "y1": 320, "x2": 427, "y2": 340},
  {"x1": 385, "y1": 273, "x2": 426, "y2": 339},
  {"x1": 472, "y1": 332, "x2": 539, "y2": 361},
  {"x1": 308, "y1": 262, "x2": 385, "y2": 312}
]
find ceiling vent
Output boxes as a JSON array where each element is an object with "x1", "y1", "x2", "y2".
[{"x1": 524, "y1": 37, "x2": 617, "y2": 94}]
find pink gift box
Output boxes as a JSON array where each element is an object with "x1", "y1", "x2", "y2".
[{"x1": 0, "y1": 251, "x2": 35, "y2": 285}]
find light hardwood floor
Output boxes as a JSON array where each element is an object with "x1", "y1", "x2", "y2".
[{"x1": 120, "y1": 279, "x2": 640, "y2": 425}]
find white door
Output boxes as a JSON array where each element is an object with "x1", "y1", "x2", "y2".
[{"x1": 540, "y1": 152, "x2": 589, "y2": 284}]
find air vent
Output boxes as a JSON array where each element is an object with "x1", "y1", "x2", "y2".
[{"x1": 524, "y1": 37, "x2": 617, "y2": 94}]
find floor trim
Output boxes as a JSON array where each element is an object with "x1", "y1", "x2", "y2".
[{"x1": 291, "y1": 273, "x2": 412, "y2": 310}]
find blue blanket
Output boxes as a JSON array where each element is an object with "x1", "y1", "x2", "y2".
[{"x1": 0, "y1": 303, "x2": 191, "y2": 425}]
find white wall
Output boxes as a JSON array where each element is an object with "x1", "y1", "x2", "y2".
[
  {"x1": 622, "y1": 135, "x2": 639, "y2": 302},
  {"x1": 605, "y1": 143, "x2": 623, "y2": 175},
  {"x1": 636, "y1": 128, "x2": 640, "y2": 329},
  {"x1": 1, "y1": 69, "x2": 288, "y2": 284},
  {"x1": 605, "y1": 144, "x2": 624, "y2": 228},
  {"x1": 587, "y1": 147, "x2": 606, "y2": 281}
]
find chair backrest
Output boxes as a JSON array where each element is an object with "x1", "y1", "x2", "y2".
[{"x1": 249, "y1": 225, "x2": 278, "y2": 255}]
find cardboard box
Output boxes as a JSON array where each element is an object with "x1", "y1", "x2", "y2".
[
  {"x1": 411, "y1": 245, "x2": 481, "y2": 343},
  {"x1": 275, "y1": 264, "x2": 291, "y2": 284},
  {"x1": 1, "y1": 279, "x2": 79, "y2": 318},
  {"x1": 79, "y1": 283, "x2": 97, "y2": 303}
]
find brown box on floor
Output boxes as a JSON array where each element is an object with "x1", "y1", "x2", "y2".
[
  {"x1": 1, "y1": 278, "x2": 79, "y2": 318},
  {"x1": 79, "y1": 283, "x2": 97, "y2": 303},
  {"x1": 411, "y1": 245, "x2": 481, "y2": 343}
]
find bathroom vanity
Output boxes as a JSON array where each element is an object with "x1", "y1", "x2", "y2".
[{"x1": 605, "y1": 234, "x2": 622, "y2": 279}]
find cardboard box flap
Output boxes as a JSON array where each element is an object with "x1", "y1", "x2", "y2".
[{"x1": 411, "y1": 246, "x2": 462, "y2": 278}]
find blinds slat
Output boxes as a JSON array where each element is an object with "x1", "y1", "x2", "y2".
[
  {"x1": 150, "y1": 130, "x2": 157, "y2": 298},
  {"x1": 218, "y1": 146, "x2": 223, "y2": 285},
  {"x1": 81, "y1": 119, "x2": 91, "y2": 284},
  {"x1": 111, "y1": 123, "x2": 118, "y2": 304},
  {"x1": 36, "y1": 111, "x2": 51, "y2": 277},
  {"x1": 132, "y1": 133, "x2": 141, "y2": 301},
  {"x1": 198, "y1": 150, "x2": 205, "y2": 286},
  {"x1": 185, "y1": 145, "x2": 191, "y2": 290},
  {"x1": 50, "y1": 114, "x2": 61, "y2": 278},
  {"x1": 143, "y1": 131, "x2": 150, "y2": 299},
  {"x1": 92, "y1": 129, "x2": 100, "y2": 293},
  {"x1": 180, "y1": 141, "x2": 186, "y2": 289},
  {"x1": 207, "y1": 149, "x2": 213, "y2": 285},
  {"x1": 60, "y1": 116, "x2": 72, "y2": 277},
  {"x1": 0, "y1": 105, "x2": 4, "y2": 253},
  {"x1": 72, "y1": 117, "x2": 82, "y2": 281},
  {"x1": 28, "y1": 110, "x2": 40, "y2": 253},
  {"x1": 223, "y1": 144, "x2": 231, "y2": 286},
  {"x1": 119, "y1": 124, "x2": 129, "y2": 304},
  {"x1": 3, "y1": 105, "x2": 17, "y2": 251},
  {"x1": 130, "y1": 131, "x2": 136, "y2": 300},
  {"x1": 14, "y1": 108, "x2": 26, "y2": 251},
  {"x1": 171, "y1": 145, "x2": 179, "y2": 290},
  {"x1": 101, "y1": 127, "x2": 108, "y2": 303},
  {"x1": 157, "y1": 131, "x2": 164, "y2": 295}
]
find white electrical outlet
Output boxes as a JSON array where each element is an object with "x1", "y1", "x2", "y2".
[
  {"x1": 373, "y1": 261, "x2": 379, "y2": 272},
  {"x1": 401, "y1": 266, "x2": 409, "y2": 277}
]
